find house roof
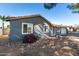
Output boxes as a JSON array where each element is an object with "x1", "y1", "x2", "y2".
[
  {"x1": 6, "y1": 14, "x2": 42, "y2": 21},
  {"x1": 6, "y1": 14, "x2": 67, "y2": 28},
  {"x1": 6, "y1": 14, "x2": 53, "y2": 27},
  {"x1": 52, "y1": 24, "x2": 66, "y2": 28}
]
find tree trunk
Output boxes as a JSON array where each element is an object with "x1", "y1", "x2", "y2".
[{"x1": 2, "y1": 21, "x2": 4, "y2": 35}]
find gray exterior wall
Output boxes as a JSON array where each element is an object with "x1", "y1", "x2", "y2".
[
  {"x1": 9, "y1": 17, "x2": 51, "y2": 41},
  {"x1": 9, "y1": 16, "x2": 67, "y2": 41}
]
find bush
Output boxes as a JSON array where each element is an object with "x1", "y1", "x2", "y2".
[{"x1": 22, "y1": 34, "x2": 38, "y2": 44}]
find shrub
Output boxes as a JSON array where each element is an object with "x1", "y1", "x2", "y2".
[{"x1": 22, "y1": 34, "x2": 38, "y2": 44}]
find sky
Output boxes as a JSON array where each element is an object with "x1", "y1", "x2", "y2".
[{"x1": 0, "y1": 3, "x2": 79, "y2": 27}]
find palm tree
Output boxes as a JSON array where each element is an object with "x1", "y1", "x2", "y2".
[{"x1": 0, "y1": 16, "x2": 5, "y2": 35}]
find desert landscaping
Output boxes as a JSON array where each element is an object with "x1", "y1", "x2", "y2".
[
  {"x1": 0, "y1": 27, "x2": 79, "y2": 56},
  {"x1": 0, "y1": 3, "x2": 79, "y2": 56}
]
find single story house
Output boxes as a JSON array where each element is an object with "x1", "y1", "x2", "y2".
[
  {"x1": 6, "y1": 14, "x2": 68, "y2": 41},
  {"x1": 52, "y1": 24, "x2": 68, "y2": 36},
  {"x1": 6, "y1": 14, "x2": 53, "y2": 40},
  {"x1": 66, "y1": 26, "x2": 75, "y2": 33}
]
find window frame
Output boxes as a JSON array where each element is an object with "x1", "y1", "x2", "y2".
[{"x1": 22, "y1": 23, "x2": 33, "y2": 35}]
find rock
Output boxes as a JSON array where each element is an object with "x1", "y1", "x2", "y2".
[
  {"x1": 54, "y1": 51, "x2": 60, "y2": 56},
  {"x1": 19, "y1": 36, "x2": 79, "y2": 56},
  {"x1": 58, "y1": 46, "x2": 77, "y2": 56}
]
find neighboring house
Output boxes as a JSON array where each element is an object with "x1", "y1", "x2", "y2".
[
  {"x1": 52, "y1": 25, "x2": 68, "y2": 36},
  {"x1": 66, "y1": 26, "x2": 74, "y2": 33},
  {"x1": 74, "y1": 26, "x2": 79, "y2": 32},
  {"x1": 6, "y1": 14, "x2": 68, "y2": 41}
]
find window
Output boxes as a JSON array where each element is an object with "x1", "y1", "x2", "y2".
[
  {"x1": 23, "y1": 24, "x2": 27, "y2": 33},
  {"x1": 44, "y1": 25, "x2": 48, "y2": 32},
  {"x1": 43, "y1": 23, "x2": 49, "y2": 33},
  {"x1": 44, "y1": 25, "x2": 49, "y2": 33},
  {"x1": 22, "y1": 23, "x2": 33, "y2": 34}
]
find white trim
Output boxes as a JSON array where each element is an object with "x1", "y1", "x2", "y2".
[
  {"x1": 22, "y1": 23, "x2": 33, "y2": 35},
  {"x1": 22, "y1": 23, "x2": 28, "y2": 35}
]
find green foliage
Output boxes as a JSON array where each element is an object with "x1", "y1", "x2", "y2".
[
  {"x1": 44, "y1": 3, "x2": 57, "y2": 10},
  {"x1": 67, "y1": 3, "x2": 79, "y2": 13},
  {"x1": 7, "y1": 25, "x2": 10, "y2": 28},
  {"x1": 72, "y1": 10, "x2": 79, "y2": 13},
  {"x1": 0, "y1": 15, "x2": 5, "y2": 35},
  {"x1": 44, "y1": 3, "x2": 79, "y2": 14},
  {"x1": 0, "y1": 15, "x2": 5, "y2": 21}
]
